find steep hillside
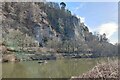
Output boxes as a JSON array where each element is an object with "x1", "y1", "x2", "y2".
[
  {"x1": 1, "y1": 2, "x2": 117, "y2": 59},
  {"x1": 2, "y1": 2, "x2": 87, "y2": 47}
]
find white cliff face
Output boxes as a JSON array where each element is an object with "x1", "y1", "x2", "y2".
[
  {"x1": 33, "y1": 23, "x2": 60, "y2": 46},
  {"x1": 74, "y1": 18, "x2": 85, "y2": 42},
  {"x1": 33, "y1": 24, "x2": 43, "y2": 44}
]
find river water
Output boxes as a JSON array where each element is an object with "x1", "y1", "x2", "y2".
[{"x1": 2, "y1": 58, "x2": 99, "y2": 78}]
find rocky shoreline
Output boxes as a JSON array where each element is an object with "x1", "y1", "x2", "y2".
[{"x1": 0, "y1": 43, "x2": 20, "y2": 62}]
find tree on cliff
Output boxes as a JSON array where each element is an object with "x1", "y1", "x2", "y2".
[{"x1": 60, "y1": 2, "x2": 66, "y2": 10}]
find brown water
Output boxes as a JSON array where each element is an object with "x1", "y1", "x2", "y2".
[{"x1": 2, "y1": 58, "x2": 98, "y2": 78}]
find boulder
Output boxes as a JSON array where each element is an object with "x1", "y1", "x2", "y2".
[{"x1": 2, "y1": 54, "x2": 20, "y2": 62}]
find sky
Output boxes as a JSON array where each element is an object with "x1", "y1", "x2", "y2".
[{"x1": 61, "y1": 2, "x2": 118, "y2": 44}]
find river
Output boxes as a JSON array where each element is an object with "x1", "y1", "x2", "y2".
[{"x1": 2, "y1": 58, "x2": 104, "y2": 78}]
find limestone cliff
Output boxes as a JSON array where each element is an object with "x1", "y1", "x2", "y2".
[
  {"x1": 1, "y1": 2, "x2": 117, "y2": 57},
  {"x1": 2, "y1": 2, "x2": 88, "y2": 47}
]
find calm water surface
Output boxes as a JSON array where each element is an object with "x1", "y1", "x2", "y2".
[{"x1": 2, "y1": 58, "x2": 101, "y2": 78}]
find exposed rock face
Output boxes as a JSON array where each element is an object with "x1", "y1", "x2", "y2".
[
  {"x1": 2, "y1": 54, "x2": 19, "y2": 62},
  {"x1": 0, "y1": 43, "x2": 20, "y2": 62},
  {"x1": 2, "y1": 2, "x2": 88, "y2": 47},
  {"x1": 0, "y1": 45, "x2": 7, "y2": 54},
  {"x1": 1, "y1": 2, "x2": 117, "y2": 58}
]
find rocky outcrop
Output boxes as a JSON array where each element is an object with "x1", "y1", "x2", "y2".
[
  {"x1": 0, "y1": 42, "x2": 20, "y2": 62},
  {"x1": 2, "y1": 54, "x2": 20, "y2": 62},
  {"x1": 1, "y1": 2, "x2": 117, "y2": 58},
  {"x1": 2, "y1": 2, "x2": 88, "y2": 47}
]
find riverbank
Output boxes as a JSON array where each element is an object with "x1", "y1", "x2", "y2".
[
  {"x1": 71, "y1": 58, "x2": 118, "y2": 79},
  {"x1": 1, "y1": 42, "x2": 117, "y2": 63}
]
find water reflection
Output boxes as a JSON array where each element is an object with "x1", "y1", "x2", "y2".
[
  {"x1": 2, "y1": 58, "x2": 97, "y2": 78},
  {"x1": 3, "y1": 62, "x2": 29, "y2": 78}
]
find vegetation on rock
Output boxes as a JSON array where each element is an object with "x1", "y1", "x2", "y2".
[{"x1": 1, "y1": 2, "x2": 118, "y2": 61}]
